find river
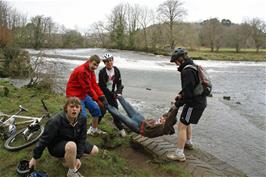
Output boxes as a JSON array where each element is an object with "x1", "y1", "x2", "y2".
[{"x1": 26, "y1": 48, "x2": 266, "y2": 177}]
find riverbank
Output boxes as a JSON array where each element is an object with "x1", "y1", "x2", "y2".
[
  {"x1": 109, "y1": 47, "x2": 266, "y2": 61},
  {"x1": 0, "y1": 80, "x2": 193, "y2": 177},
  {"x1": 27, "y1": 47, "x2": 266, "y2": 62}
]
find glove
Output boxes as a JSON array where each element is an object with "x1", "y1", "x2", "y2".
[
  {"x1": 175, "y1": 100, "x2": 184, "y2": 108},
  {"x1": 115, "y1": 85, "x2": 124, "y2": 95},
  {"x1": 98, "y1": 96, "x2": 108, "y2": 108}
]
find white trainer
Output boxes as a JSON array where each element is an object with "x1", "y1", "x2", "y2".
[
  {"x1": 119, "y1": 129, "x2": 127, "y2": 137},
  {"x1": 167, "y1": 152, "x2": 186, "y2": 161},
  {"x1": 67, "y1": 171, "x2": 84, "y2": 177}
]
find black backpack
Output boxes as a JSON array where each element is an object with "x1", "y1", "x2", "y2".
[{"x1": 184, "y1": 64, "x2": 212, "y2": 96}]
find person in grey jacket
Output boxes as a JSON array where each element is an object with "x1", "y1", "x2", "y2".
[{"x1": 29, "y1": 97, "x2": 98, "y2": 177}]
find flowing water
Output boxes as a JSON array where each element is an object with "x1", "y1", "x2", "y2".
[{"x1": 26, "y1": 48, "x2": 266, "y2": 177}]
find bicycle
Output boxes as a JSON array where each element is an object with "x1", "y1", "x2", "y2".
[{"x1": 0, "y1": 100, "x2": 50, "y2": 151}]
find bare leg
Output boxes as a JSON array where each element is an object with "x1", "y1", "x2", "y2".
[
  {"x1": 186, "y1": 124, "x2": 192, "y2": 140},
  {"x1": 177, "y1": 122, "x2": 187, "y2": 149},
  {"x1": 64, "y1": 141, "x2": 77, "y2": 169},
  {"x1": 92, "y1": 117, "x2": 98, "y2": 129}
]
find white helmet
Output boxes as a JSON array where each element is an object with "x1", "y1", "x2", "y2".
[{"x1": 103, "y1": 53, "x2": 113, "y2": 61}]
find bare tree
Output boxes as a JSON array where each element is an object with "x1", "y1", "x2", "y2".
[
  {"x1": 247, "y1": 18, "x2": 266, "y2": 52},
  {"x1": 157, "y1": 0, "x2": 186, "y2": 50},
  {"x1": 126, "y1": 3, "x2": 141, "y2": 49},
  {"x1": 90, "y1": 21, "x2": 108, "y2": 47},
  {"x1": 200, "y1": 18, "x2": 223, "y2": 52},
  {"x1": 107, "y1": 3, "x2": 127, "y2": 49},
  {"x1": 138, "y1": 6, "x2": 155, "y2": 51}
]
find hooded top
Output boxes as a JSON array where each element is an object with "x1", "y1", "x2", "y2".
[
  {"x1": 66, "y1": 61, "x2": 103, "y2": 101},
  {"x1": 178, "y1": 59, "x2": 207, "y2": 107}
]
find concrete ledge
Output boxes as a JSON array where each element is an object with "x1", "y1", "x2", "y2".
[{"x1": 130, "y1": 133, "x2": 247, "y2": 177}]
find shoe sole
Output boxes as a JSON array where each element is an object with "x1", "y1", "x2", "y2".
[{"x1": 167, "y1": 155, "x2": 186, "y2": 162}]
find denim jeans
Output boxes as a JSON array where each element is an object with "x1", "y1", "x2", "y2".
[
  {"x1": 80, "y1": 95, "x2": 102, "y2": 118},
  {"x1": 106, "y1": 96, "x2": 144, "y2": 133}
]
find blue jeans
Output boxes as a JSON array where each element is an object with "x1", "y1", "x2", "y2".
[
  {"x1": 106, "y1": 96, "x2": 144, "y2": 133},
  {"x1": 80, "y1": 95, "x2": 102, "y2": 118}
]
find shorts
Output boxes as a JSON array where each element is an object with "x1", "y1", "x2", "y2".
[
  {"x1": 80, "y1": 95, "x2": 102, "y2": 118},
  {"x1": 48, "y1": 141, "x2": 94, "y2": 158},
  {"x1": 179, "y1": 104, "x2": 206, "y2": 125}
]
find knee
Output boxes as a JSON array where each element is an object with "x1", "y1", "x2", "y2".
[
  {"x1": 90, "y1": 145, "x2": 99, "y2": 155},
  {"x1": 65, "y1": 141, "x2": 77, "y2": 153},
  {"x1": 178, "y1": 121, "x2": 187, "y2": 130}
]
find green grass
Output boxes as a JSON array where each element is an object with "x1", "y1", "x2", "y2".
[
  {"x1": 188, "y1": 48, "x2": 266, "y2": 61},
  {"x1": 0, "y1": 80, "x2": 193, "y2": 177}
]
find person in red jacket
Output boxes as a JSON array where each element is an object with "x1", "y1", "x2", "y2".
[{"x1": 66, "y1": 55, "x2": 107, "y2": 135}]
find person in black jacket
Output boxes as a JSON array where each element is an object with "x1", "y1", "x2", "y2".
[
  {"x1": 29, "y1": 97, "x2": 98, "y2": 177},
  {"x1": 98, "y1": 53, "x2": 126, "y2": 137},
  {"x1": 167, "y1": 48, "x2": 207, "y2": 162}
]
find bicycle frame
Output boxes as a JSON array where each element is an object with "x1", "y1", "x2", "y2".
[{"x1": 0, "y1": 100, "x2": 50, "y2": 151}]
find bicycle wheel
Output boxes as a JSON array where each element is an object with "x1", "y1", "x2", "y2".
[{"x1": 4, "y1": 125, "x2": 44, "y2": 151}]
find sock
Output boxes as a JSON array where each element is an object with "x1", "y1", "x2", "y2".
[
  {"x1": 175, "y1": 148, "x2": 184, "y2": 155},
  {"x1": 186, "y1": 139, "x2": 193, "y2": 144}
]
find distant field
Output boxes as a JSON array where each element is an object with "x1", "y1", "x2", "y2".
[{"x1": 189, "y1": 48, "x2": 266, "y2": 61}]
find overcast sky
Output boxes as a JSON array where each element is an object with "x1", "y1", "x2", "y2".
[{"x1": 7, "y1": 0, "x2": 266, "y2": 31}]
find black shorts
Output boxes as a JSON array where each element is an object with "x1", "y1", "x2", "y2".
[
  {"x1": 48, "y1": 141, "x2": 94, "y2": 158},
  {"x1": 180, "y1": 104, "x2": 206, "y2": 125}
]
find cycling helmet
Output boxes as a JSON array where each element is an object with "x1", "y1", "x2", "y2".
[
  {"x1": 170, "y1": 48, "x2": 187, "y2": 62},
  {"x1": 16, "y1": 159, "x2": 32, "y2": 176},
  {"x1": 102, "y1": 53, "x2": 113, "y2": 62},
  {"x1": 27, "y1": 171, "x2": 48, "y2": 177}
]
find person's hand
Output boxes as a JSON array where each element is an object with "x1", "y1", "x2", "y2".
[
  {"x1": 98, "y1": 95, "x2": 108, "y2": 108},
  {"x1": 75, "y1": 159, "x2": 81, "y2": 170},
  {"x1": 175, "y1": 100, "x2": 184, "y2": 108},
  {"x1": 29, "y1": 158, "x2": 37, "y2": 169},
  {"x1": 175, "y1": 94, "x2": 182, "y2": 101}
]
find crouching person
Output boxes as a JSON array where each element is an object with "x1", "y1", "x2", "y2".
[{"x1": 29, "y1": 97, "x2": 99, "y2": 177}]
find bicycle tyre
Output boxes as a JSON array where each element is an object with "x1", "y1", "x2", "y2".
[{"x1": 4, "y1": 126, "x2": 44, "y2": 151}]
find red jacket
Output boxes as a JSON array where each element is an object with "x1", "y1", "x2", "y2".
[{"x1": 66, "y1": 61, "x2": 103, "y2": 101}]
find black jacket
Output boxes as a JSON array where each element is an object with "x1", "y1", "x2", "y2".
[
  {"x1": 178, "y1": 59, "x2": 207, "y2": 107},
  {"x1": 33, "y1": 111, "x2": 87, "y2": 159},
  {"x1": 98, "y1": 66, "x2": 122, "y2": 95}
]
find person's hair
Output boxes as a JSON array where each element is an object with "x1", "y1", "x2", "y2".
[
  {"x1": 64, "y1": 97, "x2": 81, "y2": 112},
  {"x1": 89, "y1": 55, "x2": 101, "y2": 64}
]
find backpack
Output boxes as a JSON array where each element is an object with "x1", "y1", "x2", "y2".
[{"x1": 184, "y1": 64, "x2": 212, "y2": 96}]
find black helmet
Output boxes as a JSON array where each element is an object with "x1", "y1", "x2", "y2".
[
  {"x1": 170, "y1": 48, "x2": 187, "y2": 62},
  {"x1": 16, "y1": 160, "x2": 32, "y2": 176}
]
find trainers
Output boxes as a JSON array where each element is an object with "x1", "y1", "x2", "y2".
[
  {"x1": 87, "y1": 127, "x2": 107, "y2": 136},
  {"x1": 119, "y1": 129, "x2": 127, "y2": 137},
  {"x1": 87, "y1": 126, "x2": 95, "y2": 135},
  {"x1": 67, "y1": 171, "x2": 84, "y2": 177},
  {"x1": 167, "y1": 152, "x2": 186, "y2": 161},
  {"x1": 185, "y1": 143, "x2": 194, "y2": 150},
  {"x1": 95, "y1": 128, "x2": 107, "y2": 135}
]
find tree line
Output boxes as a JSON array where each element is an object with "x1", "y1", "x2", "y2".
[{"x1": 1, "y1": 0, "x2": 265, "y2": 53}]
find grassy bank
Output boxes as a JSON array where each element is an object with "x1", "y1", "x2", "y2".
[
  {"x1": 154, "y1": 48, "x2": 266, "y2": 61},
  {"x1": 0, "y1": 80, "x2": 193, "y2": 177}
]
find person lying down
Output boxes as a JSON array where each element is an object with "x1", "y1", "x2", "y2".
[{"x1": 106, "y1": 96, "x2": 178, "y2": 138}]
